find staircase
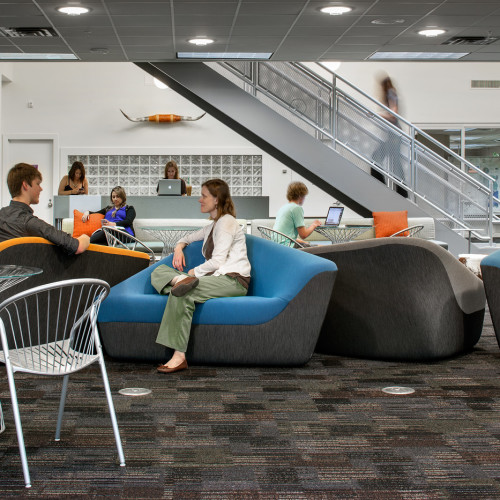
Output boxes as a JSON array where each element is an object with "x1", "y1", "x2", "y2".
[{"x1": 137, "y1": 61, "x2": 498, "y2": 254}]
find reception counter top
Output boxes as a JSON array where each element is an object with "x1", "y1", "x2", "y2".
[{"x1": 54, "y1": 195, "x2": 269, "y2": 226}]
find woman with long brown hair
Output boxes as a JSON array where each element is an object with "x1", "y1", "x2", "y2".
[
  {"x1": 58, "y1": 161, "x2": 89, "y2": 195},
  {"x1": 81, "y1": 185, "x2": 136, "y2": 244},
  {"x1": 156, "y1": 159, "x2": 187, "y2": 196},
  {"x1": 152, "y1": 178, "x2": 251, "y2": 373}
]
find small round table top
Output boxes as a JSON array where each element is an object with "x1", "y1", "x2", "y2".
[{"x1": 0, "y1": 265, "x2": 43, "y2": 280}]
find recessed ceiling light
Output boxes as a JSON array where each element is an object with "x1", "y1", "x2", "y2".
[
  {"x1": 418, "y1": 28, "x2": 446, "y2": 37},
  {"x1": 188, "y1": 38, "x2": 214, "y2": 46},
  {"x1": 177, "y1": 52, "x2": 272, "y2": 60},
  {"x1": 57, "y1": 6, "x2": 90, "y2": 16},
  {"x1": 369, "y1": 51, "x2": 468, "y2": 60},
  {"x1": 320, "y1": 6, "x2": 352, "y2": 16},
  {"x1": 0, "y1": 52, "x2": 78, "y2": 60}
]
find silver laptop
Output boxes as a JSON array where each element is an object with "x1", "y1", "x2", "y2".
[
  {"x1": 324, "y1": 206, "x2": 344, "y2": 226},
  {"x1": 158, "y1": 179, "x2": 182, "y2": 196}
]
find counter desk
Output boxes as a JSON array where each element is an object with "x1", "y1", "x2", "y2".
[{"x1": 54, "y1": 195, "x2": 270, "y2": 228}]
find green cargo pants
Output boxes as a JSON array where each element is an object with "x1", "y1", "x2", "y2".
[{"x1": 151, "y1": 265, "x2": 248, "y2": 352}]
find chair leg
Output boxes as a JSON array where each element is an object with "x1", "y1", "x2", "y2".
[
  {"x1": 4, "y1": 362, "x2": 31, "y2": 488},
  {"x1": 55, "y1": 374, "x2": 70, "y2": 441},
  {"x1": 97, "y1": 354, "x2": 126, "y2": 466}
]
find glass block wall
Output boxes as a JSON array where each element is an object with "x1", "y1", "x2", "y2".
[{"x1": 67, "y1": 154, "x2": 263, "y2": 197}]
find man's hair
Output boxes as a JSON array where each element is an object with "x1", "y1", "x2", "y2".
[
  {"x1": 286, "y1": 182, "x2": 308, "y2": 202},
  {"x1": 7, "y1": 163, "x2": 42, "y2": 197}
]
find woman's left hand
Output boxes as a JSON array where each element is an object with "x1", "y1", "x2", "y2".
[{"x1": 187, "y1": 269, "x2": 195, "y2": 276}]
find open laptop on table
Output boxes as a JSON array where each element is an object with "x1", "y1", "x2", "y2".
[
  {"x1": 158, "y1": 179, "x2": 182, "y2": 196},
  {"x1": 322, "y1": 206, "x2": 344, "y2": 227}
]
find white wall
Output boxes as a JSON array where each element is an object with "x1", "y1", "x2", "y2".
[
  {"x1": 332, "y1": 61, "x2": 500, "y2": 126},
  {"x1": 0, "y1": 62, "x2": 334, "y2": 218},
  {"x1": 2, "y1": 61, "x2": 498, "y2": 221}
]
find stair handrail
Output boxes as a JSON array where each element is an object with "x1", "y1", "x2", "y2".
[
  {"x1": 310, "y1": 62, "x2": 496, "y2": 189},
  {"x1": 215, "y1": 61, "x2": 497, "y2": 243}
]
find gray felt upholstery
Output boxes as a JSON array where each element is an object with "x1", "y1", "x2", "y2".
[{"x1": 303, "y1": 238, "x2": 485, "y2": 360}]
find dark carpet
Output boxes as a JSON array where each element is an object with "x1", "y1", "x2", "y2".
[{"x1": 1, "y1": 312, "x2": 500, "y2": 499}]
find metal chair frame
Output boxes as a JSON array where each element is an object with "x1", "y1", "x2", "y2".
[
  {"x1": 102, "y1": 225, "x2": 156, "y2": 263},
  {"x1": 0, "y1": 278, "x2": 125, "y2": 488},
  {"x1": 389, "y1": 225, "x2": 424, "y2": 238},
  {"x1": 257, "y1": 226, "x2": 305, "y2": 248}
]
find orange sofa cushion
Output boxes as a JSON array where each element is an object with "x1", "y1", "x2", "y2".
[
  {"x1": 73, "y1": 209, "x2": 104, "y2": 238},
  {"x1": 372, "y1": 210, "x2": 408, "y2": 238}
]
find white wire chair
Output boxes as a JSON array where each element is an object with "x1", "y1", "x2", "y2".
[
  {"x1": 389, "y1": 225, "x2": 424, "y2": 238},
  {"x1": 257, "y1": 226, "x2": 306, "y2": 248},
  {"x1": 0, "y1": 278, "x2": 125, "y2": 488},
  {"x1": 102, "y1": 225, "x2": 156, "y2": 263}
]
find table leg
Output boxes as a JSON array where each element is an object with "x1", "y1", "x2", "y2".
[{"x1": 0, "y1": 401, "x2": 5, "y2": 434}]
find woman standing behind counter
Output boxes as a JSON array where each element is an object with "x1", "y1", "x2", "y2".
[
  {"x1": 156, "y1": 160, "x2": 187, "y2": 196},
  {"x1": 58, "y1": 161, "x2": 89, "y2": 195}
]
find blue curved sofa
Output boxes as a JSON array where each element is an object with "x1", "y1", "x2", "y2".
[{"x1": 98, "y1": 234, "x2": 337, "y2": 366}]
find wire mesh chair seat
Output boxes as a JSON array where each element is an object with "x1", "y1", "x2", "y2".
[
  {"x1": 102, "y1": 225, "x2": 156, "y2": 263},
  {"x1": 0, "y1": 278, "x2": 125, "y2": 488},
  {"x1": 389, "y1": 225, "x2": 424, "y2": 238},
  {"x1": 257, "y1": 226, "x2": 306, "y2": 248}
]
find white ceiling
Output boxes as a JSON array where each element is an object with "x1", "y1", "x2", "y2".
[{"x1": 1, "y1": 0, "x2": 500, "y2": 62}]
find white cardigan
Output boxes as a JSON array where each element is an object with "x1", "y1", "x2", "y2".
[{"x1": 177, "y1": 214, "x2": 251, "y2": 278}]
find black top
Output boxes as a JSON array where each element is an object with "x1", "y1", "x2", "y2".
[{"x1": 0, "y1": 201, "x2": 79, "y2": 254}]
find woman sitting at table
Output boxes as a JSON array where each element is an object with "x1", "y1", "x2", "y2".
[
  {"x1": 156, "y1": 160, "x2": 187, "y2": 196},
  {"x1": 152, "y1": 178, "x2": 251, "y2": 374},
  {"x1": 274, "y1": 182, "x2": 321, "y2": 246},
  {"x1": 58, "y1": 161, "x2": 89, "y2": 195},
  {"x1": 81, "y1": 186, "x2": 136, "y2": 245}
]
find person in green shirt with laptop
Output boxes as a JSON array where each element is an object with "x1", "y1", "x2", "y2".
[{"x1": 274, "y1": 182, "x2": 321, "y2": 247}]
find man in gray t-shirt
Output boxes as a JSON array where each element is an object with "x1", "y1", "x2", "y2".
[{"x1": 0, "y1": 163, "x2": 90, "y2": 255}]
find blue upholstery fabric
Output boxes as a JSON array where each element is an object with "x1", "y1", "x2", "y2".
[{"x1": 99, "y1": 234, "x2": 336, "y2": 326}]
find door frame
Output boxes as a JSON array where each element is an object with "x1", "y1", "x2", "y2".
[{"x1": 2, "y1": 133, "x2": 59, "y2": 208}]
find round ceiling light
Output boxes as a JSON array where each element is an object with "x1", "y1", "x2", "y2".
[
  {"x1": 418, "y1": 28, "x2": 446, "y2": 37},
  {"x1": 153, "y1": 78, "x2": 168, "y2": 90},
  {"x1": 188, "y1": 38, "x2": 214, "y2": 46},
  {"x1": 58, "y1": 6, "x2": 90, "y2": 15},
  {"x1": 320, "y1": 6, "x2": 352, "y2": 16}
]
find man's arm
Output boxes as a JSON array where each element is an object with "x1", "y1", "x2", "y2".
[
  {"x1": 26, "y1": 216, "x2": 82, "y2": 254},
  {"x1": 75, "y1": 234, "x2": 90, "y2": 254}
]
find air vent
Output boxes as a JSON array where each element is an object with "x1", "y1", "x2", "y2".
[
  {"x1": 0, "y1": 27, "x2": 58, "y2": 37},
  {"x1": 443, "y1": 35, "x2": 498, "y2": 45},
  {"x1": 471, "y1": 80, "x2": 500, "y2": 89}
]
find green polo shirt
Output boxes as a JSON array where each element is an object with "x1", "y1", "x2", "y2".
[{"x1": 273, "y1": 202, "x2": 305, "y2": 240}]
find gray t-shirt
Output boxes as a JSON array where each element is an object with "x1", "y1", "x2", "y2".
[{"x1": 0, "y1": 201, "x2": 79, "y2": 254}]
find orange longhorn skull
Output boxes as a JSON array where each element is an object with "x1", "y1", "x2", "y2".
[{"x1": 120, "y1": 109, "x2": 206, "y2": 123}]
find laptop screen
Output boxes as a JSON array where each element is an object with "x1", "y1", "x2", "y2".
[
  {"x1": 158, "y1": 179, "x2": 182, "y2": 196},
  {"x1": 325, "y1": 206, "x2": 344, "y2": 226}
]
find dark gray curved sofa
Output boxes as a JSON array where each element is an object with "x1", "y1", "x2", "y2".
[
  {"x1": 303, "y1": 238, "x2": 486, "y2": 361},
  {"x1": 480, "y1": 250, "x2": 500, "y2": 349}
]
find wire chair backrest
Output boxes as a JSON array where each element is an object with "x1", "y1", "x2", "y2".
[
  {"x1": 102, "y1": 226, "x2": 156, "y2": 263},
  {"x1": 389, "y1": 225, "x2": 425, "y2": 238},
  {"x1": 0, "y1": 279, "x2": 109, "y2": 375},
  {"x1": 257, "y1": 226, "x2": 305, "y2": 248}
]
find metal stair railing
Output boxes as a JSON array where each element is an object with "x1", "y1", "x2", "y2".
[{"x1": 211, "y1": 61, "x2": 498, "y2": 246}]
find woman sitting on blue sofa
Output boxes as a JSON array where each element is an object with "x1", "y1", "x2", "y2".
[{"x1": 152, "y1": 178, "x2": 251, "y2": 374}]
